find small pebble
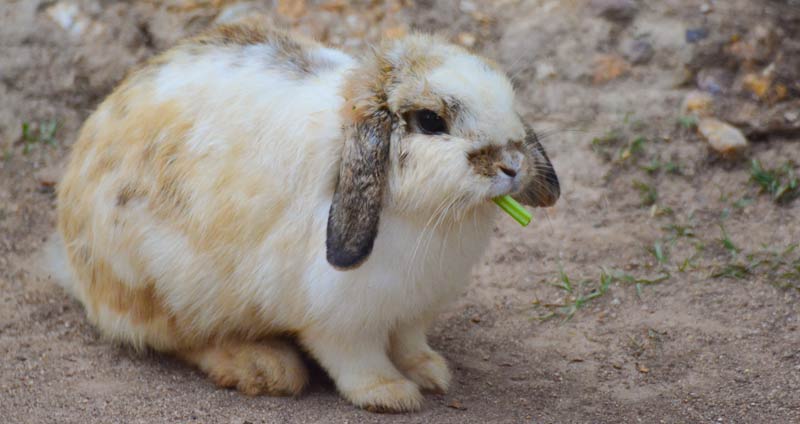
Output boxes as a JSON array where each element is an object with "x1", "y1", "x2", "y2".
[
  {"x1": 535, "y1": 62, "x2": 557, "y2": 80},
  {"x1": 696, "y1": 68, "x2": 733, "y2": 95},
  {"x1": 681, "y1": 90, "x2": 714, "y2": 117},
  {"x1": 592, "y1": 54, "x2": 630, "y2": 84},
  {"x1": 447, "y1": 399, "x2": 467, "y2": 410},
  {"x1": 590, "y1": 0, "x2": 638, "y2": 22},
  {"x1": 685, "y1": 28, "x2": 709, "y2": 43},
  {"x1": 698, "y1": 118, "x2": 748, "y2": 155},
  {"x1": 621, "y1": 39, "x2": 654, "y2": 64},
  {"x1": 456, "y1": 32, "x2": 477, "y2": 48}
]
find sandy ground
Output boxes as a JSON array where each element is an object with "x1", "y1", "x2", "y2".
[{"x1": 1, "y1": 1, "x2": 799, "y2": 423}]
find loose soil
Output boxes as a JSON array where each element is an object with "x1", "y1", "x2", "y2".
[{"x1": 1, "y1": 1, "x2": 798, "y2": 423}]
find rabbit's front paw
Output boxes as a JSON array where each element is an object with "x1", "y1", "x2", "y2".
[
  {"x1": 395, "y1": 350, "x2": 451, "y2": 394},
  {"x1": 345, "y1": 376, "x2": 423, "y2": 413},
  {"x1": 180, "y1": 338, "x2": 308, "y2": 396}
]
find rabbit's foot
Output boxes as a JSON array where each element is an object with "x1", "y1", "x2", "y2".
[
  {"x1": 180, "y1": 338, "x2": 308, "y2": 396},
  {"x1": 390, "y1": 323, "x2": 451, "y2": 393},
  {"x1": 394, "y1": 349, "x2": 450, "y2": 394},
  {"x1": 347, "y1": 376, "x2": 423, "y2": 413},
  {"x1": 301, "y1": 331, "x2": 423, "y2": 412}
]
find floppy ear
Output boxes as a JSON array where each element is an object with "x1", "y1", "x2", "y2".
[
  {"x1": 513, "y1": 126, "x2": 560, "y2": 207},
  {"x1": 326, "y1": 110, "x2": 393, "y2": 270}
]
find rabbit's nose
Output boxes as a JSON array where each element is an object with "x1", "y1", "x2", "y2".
[
  {"x1": 498, "y1": 150, "x2": 522, "y2": 178},
  {"x1": 498, "y1": 164, "x2": 518, "y2": 178}
]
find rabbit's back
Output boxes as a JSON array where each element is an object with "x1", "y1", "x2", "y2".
[{"x1": 57, "y1": 23, "x2": 355, "y2": 350}]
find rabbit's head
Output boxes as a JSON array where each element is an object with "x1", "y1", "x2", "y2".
[{"x1": 327, "y1": 35, "x2": 560, "y2": 269}]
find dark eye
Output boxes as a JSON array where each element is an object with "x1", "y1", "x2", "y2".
[{"x1": 412, "y1": 109, "x2": 448, "y2": 135}]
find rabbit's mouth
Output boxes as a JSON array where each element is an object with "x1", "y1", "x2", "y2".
[{"x1": 487, "y1": 170, "x2": 522, "y2": 199}]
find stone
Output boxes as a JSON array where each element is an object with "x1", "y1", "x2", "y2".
[
  {"x1": 696, "y1": 68, "x2": 734, "y2": 95},
  {"x1": 681, "y1": 90, "x2": 714, "y2": 117},
  {"x1": 46, "y1": 2, "x2": 98, "y2": 38},
  {"x1": 685, "y1": 28, "x2": 709, "y2": 43},
  {"x1": 456, "y1": 32, "x2": 477, "y2": 48},
  {"x1": 698, "y1": 118, "x2": 748, "y2": 155},
  {"x1": 592, "y1": 54, "x2": 630, "y2": 84},
  {"x1": 621, "y1": 39, "x2": 654, "y2": 64},
  {"x1": 535, "y1": 62, "x2": 558, "y2": 80},
  {"x1": 590, "y1": 0, "x2": 638, "y2": 22}
]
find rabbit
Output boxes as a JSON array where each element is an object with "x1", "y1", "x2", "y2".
[{"x1": 55, "y1": 20, "x2": 559, "y2": 412}]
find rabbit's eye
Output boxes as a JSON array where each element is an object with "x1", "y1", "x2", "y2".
[{"x1": 411, "y1": 109, "x2": 448, "y2": 135}]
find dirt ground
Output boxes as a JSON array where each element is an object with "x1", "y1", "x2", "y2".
[{"x1": 2, "y1": 1, "x2": 799, "y2": 423}]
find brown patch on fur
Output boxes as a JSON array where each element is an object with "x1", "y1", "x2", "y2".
[
  {"x1": 467, "y1": 145, "x2": 502, "y2": 177},
  {"x1": 191, "y1": 21, "x2": 321, "y2": 77},
  {"x1": 116, "y1": 184, "x2": 146, "y2": 207},
  {"x1": 179, "y1": 339, "x2": 308, "y2": 396},
  {"x1": 64, "y1": 244, "x2": 180, "y2": 345},
  {"x1": 196, "y1": 22, "x2": 270, "y2": 46}
]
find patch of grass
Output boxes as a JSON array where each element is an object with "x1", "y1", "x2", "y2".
[
  {"x1": 534, "y1": 267, "x2": 670, "y2": 321},
  {"x1": 633, "y1": 180, "x2": 658, "y2": 206},
  {"x1": 677, "y1": 115, "x2": 699, "y2": 130},
  {"x1": 662, "y1": 222, "x2": 696, "y2": 239},
  {"x1": 718, "y1": 223, "x2": 739, "y2": 256},
  {"x1": 590, "y1": 130, "x2": 650, "y2": 165},
  {"x1": 750, "y1": 159, "x2": 799, "y2": 204},
  {"x1": 534, "y1": 267, "x2": 614, "y2": 321},
  {"x1": 641, "y1": 158, "x2": 683, "y2": 175},
  {"x1": 619, "y1": 136, "x2": 646, "y2": 162},
  {"x1": 18, "y1": 120, "x2": 59, "y2": 154},
  {"x1": 591, "y1": 130, "x2": 624, "y2": 161},
  {"x1": 709, "y1": 242, "x2": 800, "y2": 291},
  {"x1": 650, "y1": 241, "x2": 667, "y2": 265}
]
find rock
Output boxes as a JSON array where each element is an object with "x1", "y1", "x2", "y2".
[
  {"x1": 698, "y1": 118, "x2": 748, "y2": 154},
  {"x1": 46, "y1": 2, "x2": 98, "y2": 38},
  {"x1": 728, "y1": 25, "x2": 777, "y2": 64},
  {"x1": 447, "y1": 399, "x2": 467, "y2": 410},
  {"x1": 592, "y1": 54, "x2": 630, "y2": 84},
  {"x1": 740, "y1": 101, "x2": 800, "y2": 138},
  {"x1": 456, "y1": 32, "x2": 477, "y2": 48},
  {"x1": 740, "y1": 68, "x2": 788, "y2": 103},
  {"x1": 696, "y1": 68, "x2": 734, "y2": 95},
  {"x1": 685, "y1": 28, "x2": 709, "y2": 43},
  {"x1": 590, "y1": 0, "x2": 638, "y2": 23},
  {"x1": 681, "y1": 90, "x2": 714, "y2": 117},
  {"x1": 742, "y1": 72, "x2": 771, "y2": 100},
  {"x1": 621, "y1": 39, "x2": 654, "y2": 65},
  {"x1": 535, "y1": 62, "x2": 558, "y2": 80}
]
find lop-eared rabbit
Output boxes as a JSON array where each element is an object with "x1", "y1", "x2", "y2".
[{"x1": 55, "y1": 21, "x2": 559, "y2": 412}]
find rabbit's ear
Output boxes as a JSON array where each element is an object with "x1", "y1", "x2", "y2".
[
  {"x1": 326, "y1": 110, "x2": 393, "y2": 270},
  {"x1": 514, "y1": 126, "x2": 560, "y2": 207}
]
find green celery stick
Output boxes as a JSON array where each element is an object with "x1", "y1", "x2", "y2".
[{"x1": 493, "y1": 195, "x2": 532, "y2": 227}]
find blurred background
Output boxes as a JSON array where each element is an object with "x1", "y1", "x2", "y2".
[{"x1": 1, "y1": 1, "x2": 798, "y2": 422}]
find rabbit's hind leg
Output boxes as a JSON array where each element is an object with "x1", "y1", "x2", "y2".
[{"x1": 179, "y1": 338, "x2": 309, "y2": 396}]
